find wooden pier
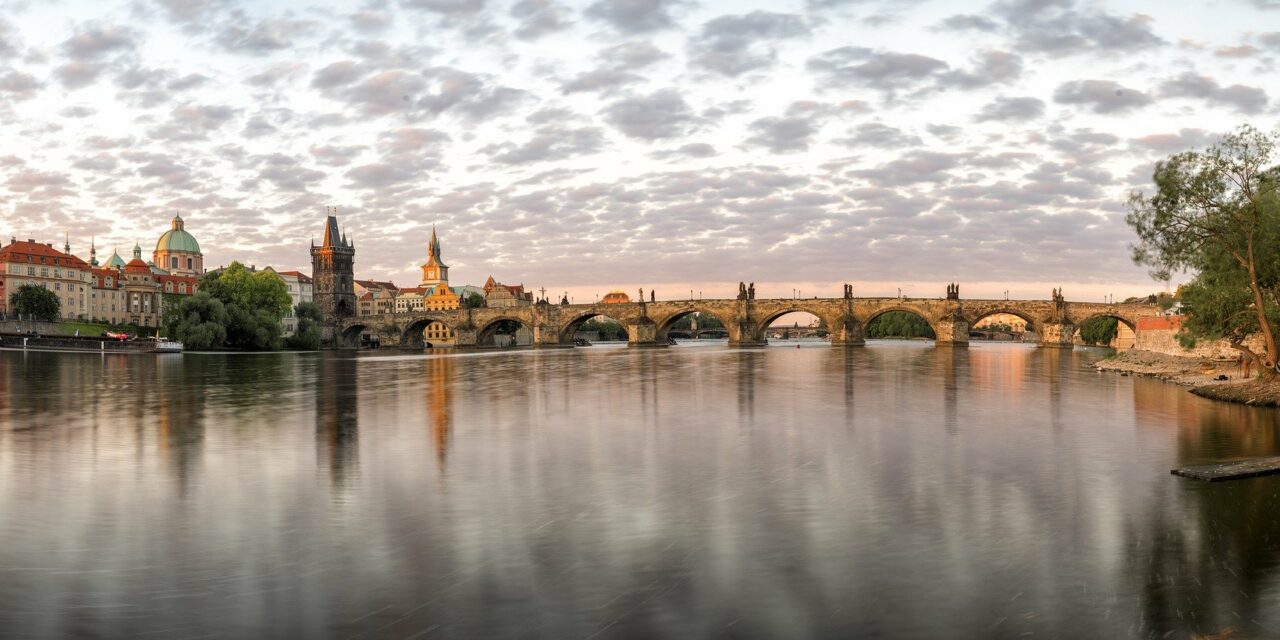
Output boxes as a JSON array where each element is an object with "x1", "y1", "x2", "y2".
[{"x1": 1172, "y1": 457, "x2": 1280, "y2": 482}]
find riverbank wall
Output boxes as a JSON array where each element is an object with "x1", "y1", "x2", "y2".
[
  {"x1": 1133, "y1": 316, "x2": 1262, "y2": 360},
  {"x1": 0, "y1": 333, "x2": 155, "y2": 353},
  {"x1": 0, "y1": 320, "x2": 61, "y2": 335}
]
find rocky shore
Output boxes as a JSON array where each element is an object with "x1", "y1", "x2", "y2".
[{"x1": 1095, "y1": 349, "x2": 1280, "y2": 407}]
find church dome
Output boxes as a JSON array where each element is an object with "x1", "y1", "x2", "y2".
[
  {"x1": 155, "y1": 214, "x2": 201, "y2": 254},
  {"x1": 105, "y1": 250, "x2": 125, "y2": 269}
]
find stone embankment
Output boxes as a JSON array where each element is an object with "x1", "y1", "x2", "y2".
[{"x1": 1095, "y1": 349, "x2": 1280, "y2": 407}]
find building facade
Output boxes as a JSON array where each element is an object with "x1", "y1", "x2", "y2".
[
  {"x1": 355, "y1": 280, "x2": 398, "y2": 316},
  {"x1": 311, "y1": 212, "x2": 356, "y2": 322},
  {"x1": 0, "y1": 239, "x2": 92, "y2": 319},
  {"x1": 483, "y1": 276, "x2": 533, "y2": 308},
  {"x1": 267, "y1": 268, "x2": 313, "y2": 335}
]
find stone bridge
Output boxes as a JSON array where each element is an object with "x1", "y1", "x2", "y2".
[{"x1": 335, "y1": 296, "x2": 1161, "y2": 349}]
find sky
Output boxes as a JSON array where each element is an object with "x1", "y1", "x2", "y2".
[{"x1": 0, "y1": 0, "x2": 1277, "y2": 303}]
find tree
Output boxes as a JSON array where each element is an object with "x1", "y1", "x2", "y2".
[
  {"x1": 285, "y1": 301, "x2": 322, "y2": 350},
  {"x1": 164, "y1": 292, "x2": 229, "y2": 350},
  {"x1": 9, "y1": 284, "x2": 60, "y2": 321},
  {"x1": 1079, "y1": 316, "x2": 1118, "y2": 346},
  {"x1": 461, "y1": 292, "x2": 485, "y2": 308},
  {"x1": 1127, "y1": 125, "x2": 1280, "y2": 375},
  {"x1": 865, "y1": 311, "x2": 935, "y2": 339},
  {"x1": 202, "y1": 263, "x2": 292, "y2": 318}
]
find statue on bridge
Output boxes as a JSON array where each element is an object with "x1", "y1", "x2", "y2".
[
  {"x1": 1052, "y1": 288, "x2": 1064, "y2": 304},
  {"x1": 843, "y1": 283, "x2": 852, "y2": 299},
  {"x1": 638, "y1": 288, "x2": 644, "y2": 304},
  {"x1": 738, "y1": 282, "x2": 747, "y2": 300},
  {"x1": 650, "y1": 289, "x2": 655, "y2": 303},
  {"x1": 560, "y1": 293, "x2": 570, "y2": 305},
  {"x1": 748, "y1": 282, "x2": 755, "y2": 300},
  {"x1": 946, "y1": 283, "x2": 959, "y2": 300}
]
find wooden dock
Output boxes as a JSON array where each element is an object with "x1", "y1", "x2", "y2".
[{"x1": 1172, "y1": 457, "x2": 1280, "y2": 482}]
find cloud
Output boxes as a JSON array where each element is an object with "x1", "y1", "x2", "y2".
[
  {"x1": 0, "y1": 70, "x2": 42, "y2": 100},
  {"x1": 937, "y1": 50, "x2": 1022, "y2": 89},
  {"x1": 482, "y1": 125, "x2": 606, "y2": 164},
  {"x1": 601, "y1": 89, "x2": 700, "y2": 140},
  {"x1": 807, "y1": 47, "x2": 947, "y2": 95},
  {"x1": 1129, "y1": 128, "x2": 1215, "y2": 153},
  {"x1": 585, "y1": 0, "x2": 679, "y2": 33},
  {"x1": 0, "y1": 20, "x2": 20, "y2": 58},
  {"x1": 55, "y1": 62, "x2": 107, "y2": 89},
  {"x1": 598, "y1": 41, "x2": 668, "y2": 68},
  {"x1": 1052, "y1": 80, "x2": 1152, "y2": 114},
  {"x1": 853, "y1": 151, "x2": 961, "y2": 185},
  {"x1": 147, "y1": 104, "x2": 240, "y2": 142},
  {"x1": 993, "y1": 1, "x2": 1166, "y2": 56},
  {"x1": 835, "y1": 122, "x2": 922, "y2": 148},
  {"x1": 62, "y1": 24, "x2": 136, "y2": 60},
  {"x1": 687, "y1": 11, "x2": 810, "y2": 77},
  {"x1": 217, "y1": 16, "x2": 316, "y2": 52},
  {"x1": 402, "y1": 0, "x2": 487, "y2": 17},
  {"x1": 935, "y1": 14, "x2": 1000, "y2": 32},
  {"x1": 561, "y1": 68, "x2": 645, "y2": 95},
  {"x1": 975, "y1": 96, "x2": 1045, "y2": 122},
  {"x1": 511, "y1": 0, "x2": 572, "y2": 39},
  {"x1": 745, "y1": 116, "x2": 820, "y2": 153},
  {"x1": 312, "y1": 61, "x2": 366, "y2": 89},
  {"x1": 1158, "y1": 72, "x2": 1268, "y2": 114}
]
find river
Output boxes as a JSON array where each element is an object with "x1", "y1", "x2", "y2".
[{"x1": 1, "y1": 342, "x2": 1279, "y2": 638}]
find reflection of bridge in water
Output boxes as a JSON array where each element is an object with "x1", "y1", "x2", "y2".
[{"x1": 336, "y1": 295, "x2": 1161, "y2": 350}]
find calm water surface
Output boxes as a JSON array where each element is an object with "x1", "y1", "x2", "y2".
[{"x1": 3, "y1": 342, "x2": 1280, "y2": 639}]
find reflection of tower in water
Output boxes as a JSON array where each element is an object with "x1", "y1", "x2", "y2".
[
  {"x1": 316, "y1": 355, "x2": 359, "y2": 488},
  {"x1": 425, "y1": 355, "x2": 454, "y2": 467}
]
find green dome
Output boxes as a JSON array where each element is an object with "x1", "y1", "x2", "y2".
[
  {"x1": 105, "y1": 251, "x2": 125, "y2": 269},
  {"x1": 155, "y1": 214, "x2": 201, "y2": 254}
]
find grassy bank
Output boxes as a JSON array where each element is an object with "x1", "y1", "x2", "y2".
[{"x1": 1191, "y1": 380, "x2": 1280, "y2": 407}]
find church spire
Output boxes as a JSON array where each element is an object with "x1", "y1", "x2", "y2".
[{"x1": 63, "y1": 232, "x2": 69, "y2": 255}]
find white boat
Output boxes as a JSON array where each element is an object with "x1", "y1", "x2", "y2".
[{"x1": 150, "y1": 337, "x2": 184, "y2": 353}]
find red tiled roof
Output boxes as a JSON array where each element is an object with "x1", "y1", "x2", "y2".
[
  {"x1": 0, "y1": 240, "x2": 90, "y2": 269},
  {"x1": 356, "y1": 279, "x2": 397, "y2": 290},
  {"x1": 124, "y1": 258, "x2": 151, "y2": 273}
]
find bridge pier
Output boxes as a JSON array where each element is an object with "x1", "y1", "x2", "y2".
[
  {"x1": 1038, "y1": 323, "x2": 1076, "y2": 349},
  {"x1": 626, "y1": 319, "x2": 660, "y2": 347},
  {"x1": 934, "y1": 318, "x2": 970, "y2": 347},
  {"x1": 829, "y1": 316, "x2": 865, "y2": 346}
]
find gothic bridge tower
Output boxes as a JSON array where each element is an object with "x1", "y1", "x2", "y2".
[{"x1": 311, "y1": 209, "x2": 356, "y2": 323}]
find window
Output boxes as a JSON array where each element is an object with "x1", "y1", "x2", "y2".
[
  {"x1": 171, "y1": 257, "x2": 178, "y2": 269},
  {"x1": 187, "y1": 258, "x2": 193, "y2": 269}
]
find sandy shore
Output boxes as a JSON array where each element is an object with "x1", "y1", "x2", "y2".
[{"x1": 1094, "y1": 349, "x2": 1280, "y2": 407}]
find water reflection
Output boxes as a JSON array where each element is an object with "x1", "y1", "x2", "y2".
[
  {"x1": 1, "y1": 345, "x2": 1280, "y2": 637},
  {"x1": 316, "y1": 355, "x2": 358, "y2": 488}
]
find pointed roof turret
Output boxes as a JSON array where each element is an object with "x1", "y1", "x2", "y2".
[{"x1": 322, "y1": 210, "x2": 341, "y2": 248}]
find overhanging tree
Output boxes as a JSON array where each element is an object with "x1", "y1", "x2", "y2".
[{"x1": 1127, "y1": 125, "x2": 1280, "y2": 375}]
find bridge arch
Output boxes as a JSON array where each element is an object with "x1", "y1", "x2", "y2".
[
  {"x1": 966, "y1": 308, "x2": 1040, "y2": 337},
  {"x1": 476, "y1": 316, "x2": 536, "y2": 348},
  {"x1": 754, "y1": 306, "x2": 838, "y2": 342},
  {"x1": 654, "y1": 308, "x2": 735, "y2": 343},
  {"x1": 559, "y1": 310, "x2": 631, "y2": 344},
  {"x1": 401, "y1": 315, "x2": 456, "y2": 349},
  {"x1": 340, "y1": 323, "x2": 368, "y2": 348},
  {"x1": 862, "y1": 306, "x2": 938, "y2": 340},
  {"x1": 1070, "y1": 312, "x2": 1139, "y2": 349}
]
